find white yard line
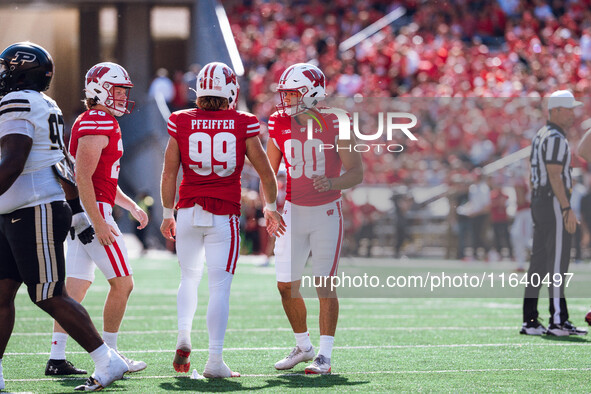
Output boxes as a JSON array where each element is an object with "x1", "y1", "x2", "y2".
[
  {"x1": 7, "y1": 326, "x2": 541, "y2": 335},
  {"x1": 6, "y1": 367, "x2": 591, "y2": 382},
  {"x1": 6, "y1": 342, "x2": 591, "y2": 356}
]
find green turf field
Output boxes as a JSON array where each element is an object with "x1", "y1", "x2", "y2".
[{"x1": 3, "y1": 253, "x2": 591, "y2": 392}]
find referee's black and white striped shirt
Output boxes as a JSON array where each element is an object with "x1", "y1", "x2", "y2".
[{"x1": 530, "y1": 121, "x2": 572, "y2": 198}]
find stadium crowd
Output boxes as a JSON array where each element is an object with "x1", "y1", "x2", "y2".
[{"x1": 156, "y1": 0, "x2": 591, "y2": 258}]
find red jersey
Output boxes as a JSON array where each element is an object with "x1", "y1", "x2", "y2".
[
  {"x1": 70, "y1": 109, "x2": 122, "y2": 206},
  {"x1": 268, "y1": 109, "x2": 342, "y2": 206},
  {"x1": 514, "y1": 178, "x2": 531, "y2": 212},
  {"x1": 168, "y1": 108, "x2": 260, "y2": 216},
  {"x1": 490, "y1": 189, "x2": 509, "y2": 223}
]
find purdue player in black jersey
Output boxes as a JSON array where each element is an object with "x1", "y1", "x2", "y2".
[{"x1": 0, "y1": 42, "x2": 128, "y2": 391}]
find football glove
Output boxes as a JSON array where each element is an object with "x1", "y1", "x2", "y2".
[{"x1": 70, "y1": 212, "x2": 95, "y2": 245}]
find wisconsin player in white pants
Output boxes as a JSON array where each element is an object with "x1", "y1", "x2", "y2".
[
  {"x1": 47, "y1": 62, "x2": 149, "y2": 377},
  {"x1": 160, "y1": 62, "x2": 285, "y2": 378},
  {"x1": 267, "y1": 63, "x2": 363, "y2": 374}
]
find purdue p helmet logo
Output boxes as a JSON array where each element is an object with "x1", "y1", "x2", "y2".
[{"x1": 10, "y1": 51, "x2": 37, "y2": 66}]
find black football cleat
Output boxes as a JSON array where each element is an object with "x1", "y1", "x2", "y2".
[{"x1": 45, "y1": 359, "x2": 88, "y2": 375}]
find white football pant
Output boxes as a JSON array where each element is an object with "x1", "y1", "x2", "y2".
[
  {"x1": 66, "y1": 202, "x2": 132, "y2": 281},
  {"x1": 275, "y1": 199, "x2": 344, "y2": 282},
  {"x1": 175, "y1": 204, "x2": 239, "y2": 354}
]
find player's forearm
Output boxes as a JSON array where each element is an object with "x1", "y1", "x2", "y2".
[
  {"x1": 160, "y1": 171, "x2": 177, "y2": 209},
  {"x1": 57, "y1": 178, "x2": 80, "y2": 201},
  {"x1": 115, "y1": 186, "x2": 139, "y2": 212},
  {"x1": 260, "y1": 173, "x2": 278, "y2": 205},
  {"x1": 329, "y1": 166, "x2": 363, "y2": 190},
  {"x1": 548, "y1": 171, "x2": 571, "y2": 209},
  {"x1": 76, "y1": 174, "x2": 105, "y2": 227},
  {"x1": 258, "y1": 182, "x2": 267, "y2": 206},
  {"x1": 247, "y1": 136, "x2": 278, "y2": 203}
]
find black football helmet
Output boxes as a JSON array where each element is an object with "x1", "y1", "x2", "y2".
[{"x1": 0, "y1": 42, "x2": 54, "y2": 96}]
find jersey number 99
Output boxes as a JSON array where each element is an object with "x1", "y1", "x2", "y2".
[{"x1": 189, "y1": 132, "x2": 237, "y2": 177}]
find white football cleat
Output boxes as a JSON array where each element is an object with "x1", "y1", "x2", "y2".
[
  {"x1": 305, "y1": 355, "x2": 331, "y2": 375},
  {"x1": 274, "y1": 346, "x2": 315, "y2": 370},
  {"x1": 75, "y1": 349, "x2": 128, "y2": 391},
  {"x1": 74, "y1": 376, "x2": 104, "y2": 392},
  {"x1": 202, "y1": 360, "x2": 240, "y2": 378},
  {"x1": 114, "y1": 350, "x2": 147, "y2": 373}
]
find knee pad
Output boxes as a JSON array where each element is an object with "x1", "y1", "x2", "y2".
[
  {"x1": 180, "y1": 266, "x2": 204, "y2": 282},
  {"x1": 29, "y1": 280, "x2": 64, "y2": 304},
  {"x1": 207, "y1": 268, "x2": 233, "y2": 290}
]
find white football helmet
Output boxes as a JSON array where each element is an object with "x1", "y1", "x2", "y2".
[
  {"x1": 277, "y1": 63, "x2": 326, "y2": 116},
  {"x1": 229, "y1": 84, "x2": 240, "y2": 110},
  {"x1": 84, "y1": 62, "x2": 134, "y2": 117},
  {"x1": 197, "y1": 62, "x2": 239, "y2": 109}
]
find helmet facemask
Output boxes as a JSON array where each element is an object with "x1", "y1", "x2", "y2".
[
  {"x1": 0, "y1": 61, "x2": 9, "y2": 97},
  {"x1": 104, "y1": 84, "x2": 134, "y2": 117},
  {"x1": 277, "y1": 88, "x2": 305, "y2": 116}
]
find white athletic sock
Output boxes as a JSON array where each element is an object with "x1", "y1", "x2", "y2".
[
  {"x1": 177, "y1": 272, "x2": 202, "y2": 333},
  {"x1": 176, "y1": 330, "x2": 192, "y2": 350},
  {"x1": 89, "y1": 344, "x2": 110, "y2": 370},
  {"x1": 49, "y1": 332, "x2": 69, "y2": 360},
  {"x1": 208, "y1": 353, "x2": 223, "y2": 364},
  {"x1": 0, "y1": 358, "x2": 4, "y2": 390},
  {"x1": 294, "y1": 331, "x2": 313, "y2": 350},
  {"x1": 318, "y1": 335, "x2": 334, "y2": 359},
  {"x1": 206, "y1": 268, "x2": 233, "y2": 357},
  {"x1": 102, "y1": 331, "x2": 118, "y2": 350}
]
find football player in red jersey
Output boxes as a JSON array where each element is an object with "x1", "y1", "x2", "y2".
[
  {"x1": 266, "y1": 63, "x2": 363, "y2": 375},
  {"x1": 47, "y1": 62, "x2": 149, "y2": 376},
  {"x1": 160, "y1": 62, "x2": 285, "y2": 378}
]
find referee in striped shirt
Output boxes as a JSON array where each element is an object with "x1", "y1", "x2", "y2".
[{"x1": 521, "y1": 90, "x2": 587, "y2": 336}]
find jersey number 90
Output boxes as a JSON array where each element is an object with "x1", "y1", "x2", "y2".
[
  {"x1": 284, "y1": 139, "x2": 325, "y2": 179},
  {"x1": 189, "y1": 132, "x2": 237, "y2": 177}
]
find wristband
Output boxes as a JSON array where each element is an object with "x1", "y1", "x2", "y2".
[
  {"x1": 265, "y1": 202, "x2": 277, "y2": 212},
  {"x1": 163, "y1": 207, "x2": 174, "y2": 219},
  {"x1": 561, "y1": 206, "x2": 571, "y2": 213}
]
